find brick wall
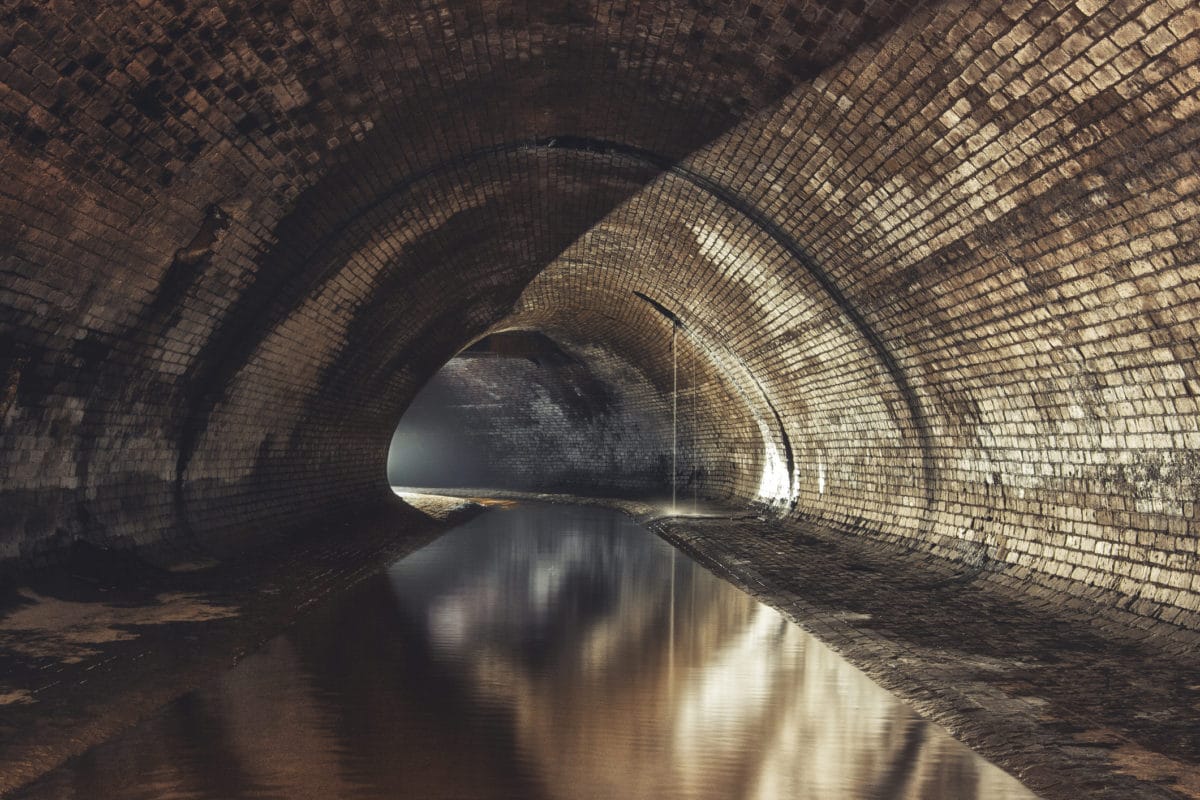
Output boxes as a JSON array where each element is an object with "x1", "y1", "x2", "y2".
[{"x1": 2, "y1": 0, "x2": 1199, "y2": 625}]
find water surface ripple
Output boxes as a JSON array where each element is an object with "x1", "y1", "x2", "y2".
[{"x1": 19, "y1": 504, "x2": 1037, "y2": 799}]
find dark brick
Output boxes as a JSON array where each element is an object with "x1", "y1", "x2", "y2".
[{"x1": 0, "y1": 0, "x2": 1198, "y2": 657}]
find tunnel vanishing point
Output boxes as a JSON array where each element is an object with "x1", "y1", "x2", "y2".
[{"x1": 2, "y1": 0, "x2": 1200, "y2": 794}]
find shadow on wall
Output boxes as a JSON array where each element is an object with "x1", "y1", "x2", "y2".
[{"x1": 387, "y1": 332, "x2": 682, "y2": 499}]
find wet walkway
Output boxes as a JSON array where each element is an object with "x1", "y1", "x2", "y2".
[
  {"x1": 642, "y1": 513, "x2": 1200, "y2": 800},
  {"x1": 13, "y1": 504, "x2": 1033, "y2": 800}
]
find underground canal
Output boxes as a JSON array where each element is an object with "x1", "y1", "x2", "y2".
[
  {"x1": 5, "y1": 0, "x2": 1200, "y2": 797},
  {"x1": 11, "y1": 504, "x2": 1036, "y2": 800}
]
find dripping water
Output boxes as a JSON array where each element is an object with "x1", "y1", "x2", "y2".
[
  {"x1": 692, "y1": 333, "x2": 698, "y2": 514},
  {"x1": 672, "y1": 323, "x2": 678, "y2": 513}
]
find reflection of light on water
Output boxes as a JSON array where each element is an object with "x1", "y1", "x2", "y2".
[
  {"x1": 428, "y1": 595, "x2": 470, "y2": 649},
  {"x1": 757, "y1": 424, "x2": 793, "y2": 506},
  {"x1": 675, "y1": 606, "x2": 792, "y2": 740},
  {"x1": 673, "y1": 605, "x2": 797, "y2": 797},
  {"x1": 28, "y1": 505, "x2": 1038, "y2": 800},
  {"x1": 531, "y1": 563, "x2": 559, "y2": 615},
  {"x1": 397, "y1": 507, "x2": 1037, "y2": 800}
]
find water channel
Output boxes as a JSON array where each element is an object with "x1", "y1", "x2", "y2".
[{"x1": 18, "y1": 504, "x2": 1037, "y2": 799}]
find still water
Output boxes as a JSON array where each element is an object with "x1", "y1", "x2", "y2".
[{"x1": 20, "y1": 504, "x2": 1037, "y2": 800}]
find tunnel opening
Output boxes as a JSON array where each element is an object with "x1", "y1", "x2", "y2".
[
  {"x1": 3, "y1": 0, "x2": 1200, "y2": 795},
  {"x1": 387, "y1": 330, "x2": 689, "y2": 503}
]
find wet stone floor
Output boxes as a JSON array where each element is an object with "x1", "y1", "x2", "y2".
[{"x1": 12, "y1": 504, "x2": 1034, "y2": 800}]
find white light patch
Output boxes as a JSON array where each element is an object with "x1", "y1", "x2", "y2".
[
  {"x1": 705, "y1": 341, "x2": 793, "y2": 507},
  {"x1": 684, "y1": 319, "x2": 794, "y2": 508},
  {"x1": 757, "y1": 421, "x2": 791, "y2": 506},
  {"x1": 818, "y1": 460, "x2": 826, "y2": 495}
]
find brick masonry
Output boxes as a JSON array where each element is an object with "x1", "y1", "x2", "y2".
[{"x1": 2, "y1": 0, "x2": 1200, "y2": 629}]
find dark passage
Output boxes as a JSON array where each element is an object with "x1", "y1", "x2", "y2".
[
  {"x1": 386, "y1": 333, "x2": 679, "y2": 499},
  {"x1": 17, "y1": 504, "x2": 1033, "y2": 800}
]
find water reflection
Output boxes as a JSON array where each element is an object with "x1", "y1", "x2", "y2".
[{"x1": 19, "y1": 505, "x2": 1037, "y2": 800}]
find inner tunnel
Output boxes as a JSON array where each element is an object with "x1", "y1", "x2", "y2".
[
  {"x1": 387, "y1": 330, "x2": 694, "y2": 500},
  {"x1": 3, "y1": 0, "x2": 1200, "y2": 797}
]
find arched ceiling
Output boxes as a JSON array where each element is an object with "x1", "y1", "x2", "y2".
[{"x1": 3, "y1": 0, "x2": 1200, "y2": 625}]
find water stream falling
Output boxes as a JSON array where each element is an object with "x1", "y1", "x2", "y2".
[
  {"x1": 672, "y1": 322, "x2": 678, "y2": 513},
  {"x1": 692, "y1": 335, "x2": 698, "y2": 514}
]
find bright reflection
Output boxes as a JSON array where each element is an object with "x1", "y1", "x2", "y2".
[
  {"x1": 386, "y1": 505, "x2": 1035, "y2": 800},
  {"x1": 756, "y1": 421, "x2": 792, "y2": 505},
  {"x1": 18, "y1": 505, "x2": 1037, "y2": 800}
]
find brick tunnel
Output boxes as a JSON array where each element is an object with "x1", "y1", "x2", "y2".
[{"x1": 2, "y1": 0, "x2": 1200, "y2": 798}]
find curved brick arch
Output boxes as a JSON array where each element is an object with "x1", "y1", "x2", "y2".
[
  {"x1": 3, "y1": 0, "x2": 1200, "y2": 630},
  {"x1": 256, "y1": 136, "x2": 928, "y2": 519}
]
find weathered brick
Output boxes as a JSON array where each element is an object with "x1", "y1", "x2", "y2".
[{"x1": 0, "y1": 0, "x2": 1198, "y2": 632}]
